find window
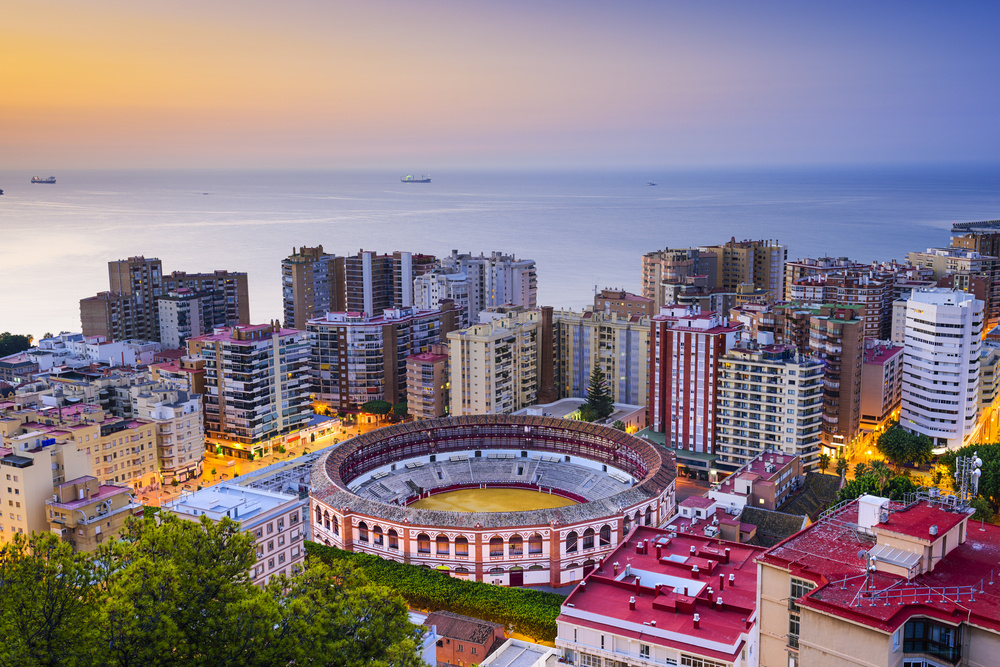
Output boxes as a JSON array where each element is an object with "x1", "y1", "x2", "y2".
[
  {"x1": 579, "y1": 654, "x2": 602, "y2": 667},
  {"x1": 566, "y1": 531, "x2": 578, "y2": 553},
  {"x1": 789, "y1": 578, "x2": 815, "y2": 612},
  {"x1": 457, "y1": 645, "x2": 463, "y2": 653},
  {"x1": 471, "y1": 647, "x2": 477, "y2": 656},
  {"x1": 788, "y1": 614, "x2": 800, "y2": 649},
  {"x1": 268, "y1": 540, "x2": 274, "y2": 552},
  {"x1": 640, "y1": 644, "x2": 650, "y2": 659},
  {"x1": 680, "y1": 656, "x2": 727, "y2": 667},
  {"x1": 903, "y1": 619, "x2": 962, "y2": 662}
]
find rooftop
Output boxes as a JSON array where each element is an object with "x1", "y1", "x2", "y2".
[
  {"x1": 758, "y1": 499, "x2": 1000, "y2": 634},
  {"x1": 714, "y1": 452, "x2": 797, "y2": 496},
  {"x1": 164, "y1": 483, "x2": 302, "y2": 528},
  {"x1": 864, "y1": 341, "x2": 904, "y2": 365},
  {"x1": 558, "y1": 526, "x2": 763, "y2": 663}
]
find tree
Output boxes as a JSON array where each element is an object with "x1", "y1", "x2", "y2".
[
  {"x1": 392, "y1": 402, "x2": 408, "y2": 419},
  {"x1": 0, "y1": 332, "x2": 32, "y2": 357},
  {"x1": 836, "y1": 456, "x2": 848, "y2": 480},
  {"x1": 584, "y1": 366, "x2": 614, "y2": 421},
  {"x1": 869, "y1": 460, "x2": 894, "y2": 495},
  {"x1": 361, "y1": 400, "x2": 393, "y2": 422},
  {"x1": 611, "y1": 420, "x2": 626, "y2": 432},
  {"x1": 0, "y1": 532, "x2": 100, "y2": 666},
  {"x1": 0, "y1": 515, "x2": 427, "y2": 666},
  {"x1": 876, "y1": 427, "x2": 934, "y2": 471},
  {"x1": 853, "y1": 462, "x2": 870, "y2": 479},
  {"x1": 818, "y1": 453, "x2": 831, "y2": 474}
]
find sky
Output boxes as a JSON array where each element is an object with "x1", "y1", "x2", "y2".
[{"x1": 4, "y1": 1, "x2": 999, "y2": 169}]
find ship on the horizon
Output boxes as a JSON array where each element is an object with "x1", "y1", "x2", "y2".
[
  {"x1": 31, "y1": 176, "x2": 56, "y2": 184},
  {"x1": 401, "y1": 174, "x2": 431, "y2": 183}
]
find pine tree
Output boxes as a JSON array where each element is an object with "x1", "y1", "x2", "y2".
[{"x1": 585, "y1": 366, "x2": 615, "y2": 421}]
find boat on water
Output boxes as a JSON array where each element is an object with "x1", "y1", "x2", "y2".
[
  {"x1": 401, "y1": 174, "x2": 431, "y2": 183},
  {"x1": 646, "y1": 181, "x2": 657, "y2": 186},
  {"x1": 31, "y1": 176, "x2": 56, "y2": 184}
]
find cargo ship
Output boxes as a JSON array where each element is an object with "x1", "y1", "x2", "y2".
[
  {"x1": 31, "y1": 176, "x2": 56, "y2": 184},
  {"x1": 401, "y1": 174, "x2": 431, "y2": 183}
]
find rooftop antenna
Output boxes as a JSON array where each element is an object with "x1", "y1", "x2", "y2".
[{"x1": 955, "y1": 452, "x2": 983, "y2": 511}]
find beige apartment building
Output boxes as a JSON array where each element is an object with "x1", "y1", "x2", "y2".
[
  {"x1": 281, "y1": 245, "x2": 346, "y2": 330},
  {"x1": 757, "y1": 494, "x2": 1000, "y2": 667},
  {"x1": 46, "y1": 475, "x2": 139, "y2": 552},
  {"x1": 448, "y1": 309, "x2": 541, "y2": 416},
  {"x1": 701, "y1": 238, "x2": 787, "y2": 301},
  {"x1": 592, "y1": 288, "x2": 654, "y2": 319},
  {"x1": 130, "y1": 384, "x2": 205, "y2": 484}
]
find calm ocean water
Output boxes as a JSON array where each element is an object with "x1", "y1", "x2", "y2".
[{"x1": 1, "y1": 165, "x2": 998, "y2": 339}]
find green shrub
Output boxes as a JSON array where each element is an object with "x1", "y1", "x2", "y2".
[{"x1": 305, "y1": 542, "x2": 564, "y2": 641}]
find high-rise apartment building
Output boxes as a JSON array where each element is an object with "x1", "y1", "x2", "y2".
[
  {"x1": 281, "y1": 245, "x2": 346, "y2": 329},
  {"x1": 438, "y1": 250, "x2": 537, "y2": 321},
  {"x1": 906, "y1": 247, "x2": 1000, "y2": 330},
  {"x1": 413, "y1": 270, "x2": 472, "y2": 327},
  {"x1": 787, "y1": 273, "x2": 894, "y2": 340},
  {"x1": 344, "y1": 250, "x2": 436, "y2": 317},
  {"x1": 783, "y1": 256, "x2": 867, "y2": 300},
  {"x1": 188, "y1": 324, "x2": 312, "y2": 457},
  {"x1": 448, "y1": 310, "x2": 542, "y2": 416},
  {"x1": 552, "y1": 309, "x2": 650, "y2": 406},
  {"x1": 130, "y1": 384, "x2": 205, "y2": 484},
  {"x1": 809, "y1": 305, "x2": 864, "y2": 455},
  {"x1": 81, "y1": 257, "x2": 249, "y2": 343},
  {"x1": 699, "y1": 238, "x2": 787, "y2": 301},
  {"x1": 640, "y1": 247, "x2": 717, "y2": 308},
  {"x1": 157, "y1": 288, "x2": 208, "y2": 349},
  {"x1": 900, "y1": 288, "x2": 983, "y2": 451},
  {"x1": 162, "y1": 270, "x2": 250, "y2": 329},
  {"x1": 309, "y1": 305, "x2": 457, "y2": 412},
  {"x1": 648, "y1": 305, "x2": 742, "y2": 452},
  {"x1": 715, "y1": 341, "x2": 824, "y2": 472}
]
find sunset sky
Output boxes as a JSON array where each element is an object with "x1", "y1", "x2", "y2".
[{"x1": 5, "y1": 1, "x2": 998, "y2": 169}]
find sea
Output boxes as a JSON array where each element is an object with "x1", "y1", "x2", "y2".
[{"x1": 1, "y1": 164, "x2": 998, "y2": 340}]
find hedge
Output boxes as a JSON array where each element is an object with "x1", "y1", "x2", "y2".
[{"x1": 305, "y1": 541, "x2": 564, "y2": 641}]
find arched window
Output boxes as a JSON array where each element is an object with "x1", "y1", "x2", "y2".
[
  {"x1": 623, "y1": 513, "x2": 631, "y2": 534},
  {"x1": 566, "y1": 531, "x2": 578, "y2": 553},
  {"x1": 490, "y1": 567, "x2": 504, "y2": 576},
  {"x1": 600, "y1": 524, "x2": 612, "y2": 546},
  {"x1": 436, "y1": 535, "x2": 449, "y2": 555},
  {"x1": 634, "y1": 510, "x2": 642, "y2": 527},
  {"x1": 455, "y1": 566, "x2": 470, "y2": 575},
  {"x1": 331, "y1": 516, "x2": 339, "y2": 535},
  {"x1": 417, "y1": 533, "x2": 431, "y2": 554},
  {"x1": 528, "y1": 533, "x2": 543, "y2": 555},
  {"x1": 509, "y1": 535, "x2": 523, "y2": 556},
  {"x1": 645, "y1": 506, "x2": 653, "y2": 526},
  {"x1": 388, "y1": 529, "x2": 399, "y2": 550},
  {"x1": 358, "y1": 521, "x2": 369, "y2": 543},
  {"x1": 489, "y1": 537, "x2": 504, "y2": 557},
  {"x1": 373, "y1": 526, "x2": 384, "y2": 546},
  {"x1": 315, "y1": 506, "x2": 323, "y2": 524},
  {"x1": 582, "y1": 528, "x2": 595, "y2": 550},
  {"x1": 455, "y1": 536, "x2": 469, "y2": 557}
]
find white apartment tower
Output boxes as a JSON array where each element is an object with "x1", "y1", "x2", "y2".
[
  {"x1": 413, "y1": 270, "x2": 473, "y2": 328},
  {"x1": 900, "y1": 288, "x2": 984, "y2": 451},
  {"x1": 447, "y1": 310, "x2": 541, "y2": 416},
  {"x1": 439, "y1": 251, "x2": 537, "y2": 322}
]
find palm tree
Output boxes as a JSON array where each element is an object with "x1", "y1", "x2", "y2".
[{"x1": 819, "y1": 453, "x2": 831, "y2": 474}]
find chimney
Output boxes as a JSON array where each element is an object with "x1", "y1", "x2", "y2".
[
  {"x1": 580, "y1": 580, "x2": 586, "y2": 591},
  {"x1": 613, "y1": 562, "x2": 619, "y2": 576},
  {"x1": 693, "y1": 613, "x2": 700, "y2": 630},
  {"x1": 691, "y1": 565, "x2": 700, "y2": 579},
  {"x1": 724, "y1": 547, "x2": 731, "y2": 564},
  {"x1": 625, "y1": 564, "x2": 632, "y2": 578},
  {"x1": 650, "y1": 620, "x2": 656, "y2": 627},
  {"x1": 629, "y1": 596, "x2": 636, "y2": 611},
  {"x1": 729, "y1": 573, "x2": 736, "y2": 587},
  {"x1": 635, "y1": 577, "x2": 642, "y2": 595},
  {"x1": 719, "y1": 573, "x2": 725, "y2": 590},
  {"x1": 717, "y1": 597, "x2": 724, "y2": 610},
  {"x1": 690, "y1": 545, "x2": 696, "y2": 555}
]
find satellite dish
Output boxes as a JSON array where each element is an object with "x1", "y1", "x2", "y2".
[{"x1": 857, "y1": 550, "x2": 868, "y2": 560}]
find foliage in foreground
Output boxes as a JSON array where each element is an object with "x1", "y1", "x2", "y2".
[
  {"x1": 876, "y1": 426, "x2": 934, "y2": 471},
  {"x1": 306, "y1": 541, "x2": 564, "y2": 642},
  {"x1": 0, "y1": 515, "x2": 425, "y2": 667}
]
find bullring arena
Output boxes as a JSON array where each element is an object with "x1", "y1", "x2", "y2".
[{"x1": 310, "y1": 415, "x2": 676, "y2": 588}]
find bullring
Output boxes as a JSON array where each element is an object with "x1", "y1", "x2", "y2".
[{"x1": 310, "y1": 415, "x2": 676, "y2": 587}]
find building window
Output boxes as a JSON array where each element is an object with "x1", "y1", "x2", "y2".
[
  {"x1": 903, "y1": 619, "x2": 962, "y2": 662},
  {"x1": 680, "y1": 656, "x2": 727, "y2": 667},
  {"x1": 640, "y1": 644, "x2": 650, "y2": 659}
]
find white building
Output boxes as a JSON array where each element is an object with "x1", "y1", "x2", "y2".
[
  {"x1": 157, "y1": 289, "x2": 207, "y2": 349},
  {"x1": 439, "y1": 250, "x2": 537, "y2": 322},
  {"x1": 413, "y1": 269, "x2": 472, "y2": 328},
  {"x1": 165, "y1": 483, "x2": 308, "y2": 587},
  {"x1": 900, "y1": 288, "x2": 984, "y2": 451}
]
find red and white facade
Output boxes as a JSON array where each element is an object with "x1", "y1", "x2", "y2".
[
  {"x1": 649, "y1": 306, "x2": 742, "y2": 452},
  {"x1": 309, "y1": 416, "x2": 675, "y2": 588}
]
